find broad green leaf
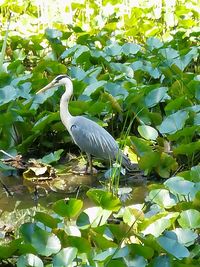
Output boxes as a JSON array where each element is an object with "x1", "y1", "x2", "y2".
[
  {"x1": 130, "y1": 60, "x2": 160, "y2": 79},
  {"x1": 158, "y1": 110, "x2": 189, "y2": 134},
  {"x1": 138, "y1": 151, "x2": 160, "y2": 174},
  {"x1": 129, "y1": 244, "x2": 154, "y2": 259},
  {"x1": 131, "y1": 136, "x2": 152, "y2": 157},
  {"x1": 87, "y1": 189, "x2": 121, "y2": 211},
  {"x1": 53, "y1": 247, "x2": 78, "y2": 267},
  {"x1": 33, "y1": 113, "x2": 59, "y2": 132},
  {"x1": 142, "y1": 217, "x2": 171, "y2": 237},
  {"x1": 60, "y1": 44, "x2": 80, "y2": 59},
  {"x1": 178, "y1": 209, "x2": 200, "y2": 229},
  {"x1": 145, "y1": 87, "x2": 170, "y2": 108},
  {"x1": 148, "y1": 189, "x2": 177, "y2": 208},
  {"x1": 0, "y1": 85, "x2": 17, "y2": 106},
  {"x1": 160, "y1": 48, "x2": 179, "y2": 60},
  {"x1": 69, "y1": 66, "x2": 86, "y2": 80},
  {"x1": 173, "y1": 228, "x2": 198, "y2": 247},
  {"x1": 66, "y1": 236, "x2": 91, "y2": 253},
  {"x1": 138, "y1": 125, "x2": 158, "y2": 140},
  {"x1": 110, "y1": 63, "x2": 134, "y2": 78},
  {"x1": 194, "y1": 113, "x2": 200, "y2": 125},
  {"x1": 174, "y1": 47, "x2": 198, "y2": 70},
  {"x1": 106, "y1": 259, "x2": 127, "y2": 267},
  {"x1": 20, "y1": 223, "x2": 61, "y2": 256},
  {"x1": 90, "y1": 230, "x2": 117, "y2": 250},
  {"x1": 52, "y1": 198, "x2": 83, "y2": 218},
  {"x1": 17, "y1": 254, "x2": 44, "y2": 267},
  {"x1": 83, "y1": 80, "x2": 106, "y2": 96},
  {"x1": 124, "y1": 255, "x2": 147, "y2": 267},
  {"x1": 153, "y1": 255, "x2": 171, "y2": 267},
  {"x1": 174, "y1": 141, "x2": 200, "y2": 155},
  {"x1": 73, "y1": 45, "x2": 90, "y2": 63},
  {"x1": 45, "y1": 28, "x2": 62, "y2": 39},
  {"x1": 0, "y1": 239, "x2": 21, "y2": 259},
  {"x1": 94, "y1": 246, "x2": 129, "y2": 261},
  {"x1": 77, "y1": 207, "x2": 111, "y2": 228},
  {"x1": 156, "y1": 153, "x2": 178, "y2": 178},
  {"x1": 157, "y1": 231, "x2": 190, "y2": 259},
  {"x1": 164, "y1": 176, "x2": 195, "y2": 196},
  {"x1": 122, "y1": 43, "x2": 141, "y2": 55},
  {"x1": 34, "y1": 212, "x2": 60, "y2": 229},
  {"x1": 146, "y1": 37, "x2": 163, "y2": 49},
  {"x1": 104, "y1": 43, "x2": 122, "y2": 56},
  {"x1": 41, "y1": 149, "x2": 64, "y2": 164},
  {"x1": 104, "y1": 82, "x2": 128, "y2": 98}
]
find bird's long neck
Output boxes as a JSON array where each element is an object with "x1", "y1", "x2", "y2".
[{"x1": 60, "y1": 83, "x2": 73, "y2": 133}]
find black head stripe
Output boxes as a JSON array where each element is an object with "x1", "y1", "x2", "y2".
[{"x1": 55, "y1": 75, "x2": 69, "y2": 82}]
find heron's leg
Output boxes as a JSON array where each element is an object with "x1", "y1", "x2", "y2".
[{"x1": 86, "y1": 153, "x2": 93, "y2": 175}]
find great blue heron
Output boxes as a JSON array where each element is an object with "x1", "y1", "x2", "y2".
[{"x1": 37, "y1": 75, "x2": 136, "y2": 173}]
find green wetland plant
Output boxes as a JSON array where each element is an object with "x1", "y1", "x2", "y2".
[{"x1": 0, "y1": 166, "x2": 200, "y2": 266}]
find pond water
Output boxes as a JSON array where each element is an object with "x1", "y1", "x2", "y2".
[{"x1": 0, "y1": 170, "x2": 147, "y2": 213}]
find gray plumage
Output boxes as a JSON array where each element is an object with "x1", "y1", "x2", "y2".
[{"x1": 37, "y1": 75, "x2": 136, "y2": 172}]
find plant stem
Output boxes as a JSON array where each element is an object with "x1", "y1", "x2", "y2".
[{"x1": 0, "y1": 12, "x2": 11, "y2": 72}]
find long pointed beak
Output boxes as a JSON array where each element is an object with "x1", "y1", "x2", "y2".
[{"x1": 36, "y1": 81, "x2": 55, "y2": 94}]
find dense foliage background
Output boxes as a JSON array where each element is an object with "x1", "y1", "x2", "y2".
[{"x1": 0, "y1": 0, "x2": 200, "y2": 266}]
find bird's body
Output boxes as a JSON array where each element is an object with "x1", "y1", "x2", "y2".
[{"x1": 37, "y1": 75, "x2": 136, "y2": 173}]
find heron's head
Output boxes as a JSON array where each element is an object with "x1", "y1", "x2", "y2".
[{"x1": 36, "y1": 75, "x2": 72, "y2": 94}]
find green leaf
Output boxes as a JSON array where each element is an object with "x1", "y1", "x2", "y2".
[
  {"x1": 104, "y1": 43, "x2": 122, "y2": 56},
  {"x1": 110, "y1": 63, "x2": 134, "y2": 78},
  {"x1": 160, "y1": 47, "x2": 179, "y2": 60},
  {"x1": 0, "y1": 85, "x2": 17, "y2": 106},
  {"x1": 53, "y1": 247, "x2": 78, "y2": 267},
  {"x1": 173, "y1": 228, "x2": 198, "y2": 247},
  {"x1": 129, "y1": 244, "x2": 154, "y2": 259},
  {"x1": 61, "y1": 45, "x2": 80, "y2": 59},
  {"x1": 157, "y1": 231, "x2": 190, "y2": 259},
  {"x1": 87, "y1": 189, "x2": 121, "y2": 211},
  {"x1": 146, "y1": 37, "x2": 163, "y2": 50},
  {"x1": 106, "y1": 259, "x2": 127, "y2": 267},
  {"x1": 148, "y1": 189, "x2": 177, "y2": 208},
  {"x1": 142, "y1": 217, "x2": 171, "y2": 237},
  {"x1": 34, "y1": 212, "x2": 60, "y2": 229},
  {"x1": 77, "y1": 207, "x2": 111, "y2": 228},
  {"x1": 156, "y1": 153, "x2": 178, "y2": 178},
  {"x1": 173, "y1": 141, "x2": 200, "y2": 155},
  {"x1": 83, "y1": 80, "x2": 106, "y2": 96},
  {"x1": 73, "y1": 45, "x2": 90, "y2": 63},
  {"x1": 138, "y1": 151, "x2": 160, "y2": 174},
  {"x1": 94, "y1": 246, "x2": 129, "y2": 261},
  {"x1": 0, "y1": 239, "x2": 21, "y2": 259},
  {"x1": 164, "y1": 176, "x2": 195, "y2": 196},
  {"x1": 122, "y1": 43, "x2": 141, "y2": 55},
  {"x1": 69, "y1": 66, "x2": 86, "y2": 80},
  {"x1": 138, "y1": 125, "x2": 158, "y2": 140},
  {"x1": 131, "y1": 136, "x2": 152, "y2": 157},
  {"x1": 178, "y1": 209, "x2": 200, "y2": 229},
  {"x1": 145, "y1": 87, "x2": 170, "y2": 108},
  {"x1": 158, "y1": 110, "x2": 189, "y2": 134},
  {"x1": 45, "y1": 28, "x2": 62, "y2": 39},
  {"x1": 17, "y1": 254, "x2": 44, "y2": 267},
  {"x1": 153, "y1": 255, "x2": 171, "y2": 267},
  {"x1": 20, "y1": 223, "x2": 61, "y2": 256},
  {"x1": 52, "y1": 198, "x2": 83, "y2": 218},
  {"x1": 33, "y1": 113, "x2": 59, "y2": 132},
  {"x1": 41, "y1": 149, "x2": 64, "y2": 164},
  {"x1": 66, "y1": 236, "x2": 91, "y2": 253}
]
